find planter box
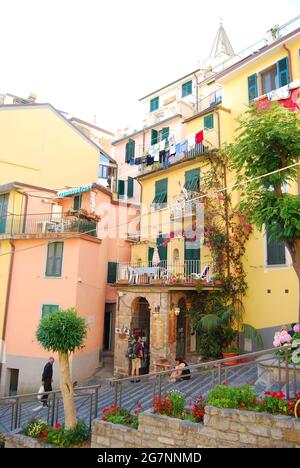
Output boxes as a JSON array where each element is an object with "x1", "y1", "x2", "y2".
[
  {"x1": 256, "y1": 354, "x2": 300, "y2": 387},
  {"x1": 222, "y1": 352, "x2": 239, "y2": 366},
  {"x1": 4, "y1": 433, "x2": 55, "y2": 449},
  {"x1": 117, "y1": 280, "x2": 129, "y2": 285},
  {"x1": 150, "y1": 279, "x2": 165, "y2": 285},
  {"x1": 91, "y1": 406, "x2": 300, "y2": 448}
]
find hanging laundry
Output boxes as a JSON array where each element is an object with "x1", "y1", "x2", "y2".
[
  {"x1": 169, "y1": 133, "x2": 176, "y2": 146},
  {"x1": 134, "y1": 157, "x2": 143, "y2": 165},
  {"x1": 216, "y1": 88, "x2": 222, "y2": 103},
  {"x1": 267, "y1": 85, "x2": 290, "y2": 101},
  {"x1": 130, "y1": 159, "x2": 135, "y2": 165},
  {"x1": 146, "y1": 155, "x2": 154, "y2": 166},
  {"x1": 279, "y1": 87, "x2": 300, "y2": 112},
  {"x1": 195, "y1": 130, "x2": 204, "y2": 144},
  {"x1": 159, "y1": 150, "x2": 166, "y2": 164},
  {"x1": 159, "y1": 139, "x2": 166, "y2": 151},
  {"x1": 169, "y1": 143, "x2": 176, "y2": 155},
  {"x1": 163, "y1": 150, "x2": 170, "y2": 168},
  {"x1": 187, "y1": 134, "x2": 195, "y2": 151},
  {"x1": 209, "y1": 92, "x2": 216, "y2": 106},
  {"x1": 289, "y1": 79, "x2": 300, "y2": 90},
  {"x1": 179, "y1": 139, "x2": 188, "y2": 153},
  {"x1": 175, "y1": 143, "x2": 181, "y2": 154}
]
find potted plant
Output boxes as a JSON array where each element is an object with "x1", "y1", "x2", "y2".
[
  {"x1": 222, "y1": 347, "x2": 240, "y2": 366},
  {"x1": 212, "y1": 274, "x2": 223, "y2": 286}
]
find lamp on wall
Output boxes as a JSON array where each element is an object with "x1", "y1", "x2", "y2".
[
  {"x1": 174, "y1": 307, "x2": 180, "y2": 316},
  {"x1": 153, "y1": 305, "x2": 160, "y2": 317}
]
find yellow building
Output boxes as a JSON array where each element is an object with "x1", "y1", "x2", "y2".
[{"x1": 113, "y1": 18, "x2": 300, "y2": 376}]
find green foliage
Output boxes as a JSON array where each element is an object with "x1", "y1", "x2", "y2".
[
  {"x1": 168, "y1": 390, "x2": 186, "y2": 419},
  {"x1": 45, "y1": 421, "x2": 89, "y2": 448},
  {"x1": 36, "y1": 307, "x2": 87, "y2": 353},
  {"x1": 22, "y1": 419, "x2": 50, "y2": 438},
  {"x1": 101, "y1": 404, "x2": 142, "y2": 429},
  {"x1": 207, "y1": 385, "x2": 257, "y2": 409},
  {"x1": 228, "y1": 103, "x2": 300, "y2": 251}
]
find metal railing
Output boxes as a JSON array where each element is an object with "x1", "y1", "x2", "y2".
[
  {"x1": 196, "y1": 89, "x2": 222, "y2": 114},
  {"x1": 0, "y1": 345, "x2": 299, "y2": 432},
  {"x1": 116, "y1": 260, "x2": 213, "y2": 285},
  {"x1": 0, "y1": 213, "x2": 97, "y2": 237}
]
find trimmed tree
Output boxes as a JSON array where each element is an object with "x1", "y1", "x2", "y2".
[
  {"x1": 227, "y1": 103, "x2": 300, "y2": 322},
  {"x1": 36, "y1": 308, "x2": 87, "y2": 429}
]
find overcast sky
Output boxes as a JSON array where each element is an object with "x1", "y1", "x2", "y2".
[{"x1": 1, "y1": 0, "x2": 299, "y2": 133}]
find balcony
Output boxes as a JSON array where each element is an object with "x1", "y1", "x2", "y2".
[
  {"x1": 116, "y1": 260, "x2": 218, "y2": 287},
  {"x1": 0, "y1": 212, "x2": 98, "y2": 238},
  {"x1": 195, "y1": 89, "x2": 222, "y2": 115}
]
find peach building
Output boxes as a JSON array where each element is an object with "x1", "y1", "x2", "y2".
[{"x1": 0, "y1": 182, "x2": 139, "y2": 395}]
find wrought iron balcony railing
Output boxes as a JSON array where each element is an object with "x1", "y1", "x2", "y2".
[{"x1": 0, "y1": 213, "x2": 98, "y2": 237}]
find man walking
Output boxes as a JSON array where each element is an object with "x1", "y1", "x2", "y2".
[{"x1": 41, "y1": 357, "x2": 54, "y2": 407}]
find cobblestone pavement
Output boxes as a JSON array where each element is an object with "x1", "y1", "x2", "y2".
[{"x1": 0, "y1": 362, "x2": 299, "y2": 433}]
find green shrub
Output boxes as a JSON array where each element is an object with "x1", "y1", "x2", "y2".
[
  {"x1": 207, "y1": 385, "x2": 257, "y2": 409},
  {"x1": 168, "y1": 390, "x2": 185, "y2": 418},
  {"x1": 101, "y1": 403, "x2": 142, "y2": 429},
  {"x1": 45, "y1": 421, "x2": 89, "y2": 448},
  {"x1": 22, "y1": 419, "x2": 50, "y2": 438}
]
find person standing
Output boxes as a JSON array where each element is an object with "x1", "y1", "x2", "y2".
[
  {"x1": 130, "y1": 336, "x2": 143, "y2": 383},
  {"x1": 41, "y1": 357, "x2": 54, "y2": 407}
]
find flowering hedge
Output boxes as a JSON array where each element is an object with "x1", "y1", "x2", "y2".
[
  {"x1": 273, "y1": 323, "x2": 300, "y2": 364},
  {"x1": 101, "y1": 403, "x2": 142, "y2": 429},
  {"x1": 22, "y1": 419, "x2": 89, "y2": 447},
  {"x1": 153, "y1": 390, "x2": 205, "y2": 423},
  {"x1": 207, "y1": 385, "x2": 300, "y2": 417}
]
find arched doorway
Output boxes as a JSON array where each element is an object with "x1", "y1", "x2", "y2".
[
  {"x1": 176, "y1": 298, "x2": 187, "y2": 358},
  {"x1": 131, "y1": 297, "x2": 150, "y2": 374}
]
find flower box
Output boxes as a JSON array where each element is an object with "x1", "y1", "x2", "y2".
[
  {"x1": 117, "y1": 279, "x2": 129, "y2": 285},
  {"x1": 150, "y1": 279, "x2": 165, "y2": 285}
]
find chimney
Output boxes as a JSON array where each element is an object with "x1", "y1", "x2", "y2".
[{"x1": 27, "y1": 92, "x2": 37, "y2": 103}]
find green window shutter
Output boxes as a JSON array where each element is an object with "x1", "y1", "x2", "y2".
[
  {"x1": 157, "y1": 234, "x2": 167, "y2": 261},
  {"x1": 182, "y1": 80, "x2": 192, "y2": 97},
  {"x1": 184, "y1": 168, "x2": 200, "y2": 191},
  {"x1": 150, "y1": 97, "x2": 159, "y2": 112},
  {"x1": 118, "y1": 180, "x2": 125, "y2": 197},
  {"x1": 46, "y1": 242, "x2": 64, "y2": 277},
  {"x1": 184, "y1": 242, "x2": 200, "y2": 261},
  {"x1": 73, "y1": 194, "x2": 82, "y2": 211},
  {"x1": 125, "y1": 139, "x2": 135, "y2": 162},
  {"x1": 107, "y1": 262, "x2": 117, "y2": 283},
  {"x1": 152, "y1": 178, "x2": 168, "y2": 207},
  {"x1": 267, "y1": 230, "x2": 286, "y2": 265},
  {"x1": 148, "y1": 247, "x2": 154, "y2": 263},
  {"x1": 127, "y1": 177, "x2": 134, "y2": 198},
  {"x1": 151, "y1": 129, "x2": 158, "y2": 145},
  {"x1": 248, "y1": 74, "x2": 258, "y2": 102},
  {"x1": 42, "y1": 304, "x2": 59, "y2": 318},
  {"x1": 277, "y1": 57, "x2": 290, "y2": 87},
  {"x1": 161, "y1": 127, "x2": 169, "y2": 142},
  {"x1": 204, "y1": 114, "x2": 214, "y2": 129}
]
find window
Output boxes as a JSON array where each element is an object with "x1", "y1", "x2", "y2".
[
  {"x1": 277, "y1": 57, "x2": 290, "y2": 87},
  {"x1": 45, "y1": 242, "x2": 64, "y2": 277},
  {"x1": 204, "y1": 114, "x2": 214, "y2": 129},
  {"x1": 107, "y1": 262, "x2": 117, "y2": 284},
  {"x1": 150, "y1": 97, "x2": 159, "y2": 112},
  {"x1": 125, "y1": 139, "x2": 135, "y2": 163},
  {"x1": 42, "y1": 304, "x2": 59, "y2": 318},
  {"x1": 184, "y1": 240, "x2": 200, "y2": 273},
  {"x1": 157, "y1": 234, "x2": 167, "y2": 261},
  {"x1": 261, "y1": 64, "x2": 277, "y2": 95},
  {"x1": 118, "y1": 180, "x2": 125, "y2": 198},
  {"x1": 266, "y1": 229, "x2": 286, "y2": 266},
  {"x1": 184, "y1": 168, "x2": 200, "y2": 192},
  {"x1": 160, "y1": 127, "x2": 169, "y2": 143},
  {"x1": 152, "y1": 178, "x2": 168, "y2": 209},
  {"x1": 127, "y1": 177, "x2": 134, "y2": 198},
  {"x1": 182, "y1": 80, "x2": 192, "y2": 97},
  {"x1": 248, "y1": 74, "x2": 258, "y2": 102},
  {"x1": 0, "y1": 193, "x2": 9, "y2": 234},
  {"x1": 151, "y1": 129, "x2": 158, "y2": 145},
  {"x1": 98, "y1": 165, "x2": 109, "y2": 179},
  {"x1": 73, "y1": 194, "x2": 82, "y2": 211},
  {"x1": 173, "y1": 248, "x2": 180, "y2": 263}
]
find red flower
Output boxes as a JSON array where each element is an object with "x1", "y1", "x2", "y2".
[
  {"x1": 110, "y1": 404, "x2": 117, "y2": 409},
  {"x1": 42, "y1": 430, "x2": 48, "y2": 439},
  {"x1": 55, "y1": 423, "x2": 62, "y2": 429},
  {"x1": 133, "y1": 409, "x2": 138, "y2": 415},
  {"x1": 137, "y1": 403, "x2": 142, "y2": 409},
  {"x1": 103, "y1": 408, "x2": 110, "y2": 414},
  {"x1": 264, "y1": 391, "x2": 271, "y2": 395},
  {"x1": 101, "y1": 416, "x2": 107, "y2": 421},
  {"x1": 223, "y1": 380, "x2": 228, "y2": 385}
]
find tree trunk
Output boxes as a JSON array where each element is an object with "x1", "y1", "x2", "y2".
[
  {"x1": 59, "y1": 352, "x2": 77, "y2": 429},
  {"x1": 286, "y1": 239, "x2": 300, "y2": 324}
]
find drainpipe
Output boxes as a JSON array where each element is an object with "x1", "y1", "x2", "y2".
[
  {"x1": 16, "y1": 191, "x2": 29, "y2": 233},
  {"x1": 0, "y1": 240, "x2": 15, "y2": 383},
  {"x1": 283, "y1": 44, "x2": 293, "y2": 82}
]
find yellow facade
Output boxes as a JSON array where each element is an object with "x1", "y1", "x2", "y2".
[
  {"x1": 0, "y1": 105, "x2": 99, "y2": 189},
  {"x1": 131, "y1": 32, "x2": 300, "y2": 341}
]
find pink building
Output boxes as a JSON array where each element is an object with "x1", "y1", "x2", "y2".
[{"x1": 0, "y1": 182, "x2": 139, "y2": 395}]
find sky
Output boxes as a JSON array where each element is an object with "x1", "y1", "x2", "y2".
[{"x1": 1, "y1": 0, "x2": 300, "y2": 133}]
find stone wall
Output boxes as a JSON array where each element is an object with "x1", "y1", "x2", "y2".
[
  {"x1": 91, "y1": 406, "x2": 300, "y2": 448},
  {"x1": 4, "y1": 433, "x2": 55, "y2": 448}
]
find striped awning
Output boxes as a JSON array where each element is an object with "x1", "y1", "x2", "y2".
[{"x1": 56, "y1": 183, "x2": 93, "y2": 198}]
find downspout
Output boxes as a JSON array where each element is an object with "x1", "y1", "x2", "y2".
[
  {"x1": 16, "y1": 191, "x2": 29, "y2": 233},
  {"x1": 283, "y1": 44, "x2": 293, "y2": 82},
  {"x1": 193, "y1": 72, "x2": 199, "y2": 113},
  {"x1": 0, "y1": 241, "x2": 15, "y2": 382}
]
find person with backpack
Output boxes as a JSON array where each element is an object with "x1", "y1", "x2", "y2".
[{"x1": 128, "y1": 335, "x2": 143, "y2": 383}]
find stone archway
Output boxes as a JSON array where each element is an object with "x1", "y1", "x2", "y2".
[{"x1": 131, "y1": 297, "x2": 150, "y2": 374}]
